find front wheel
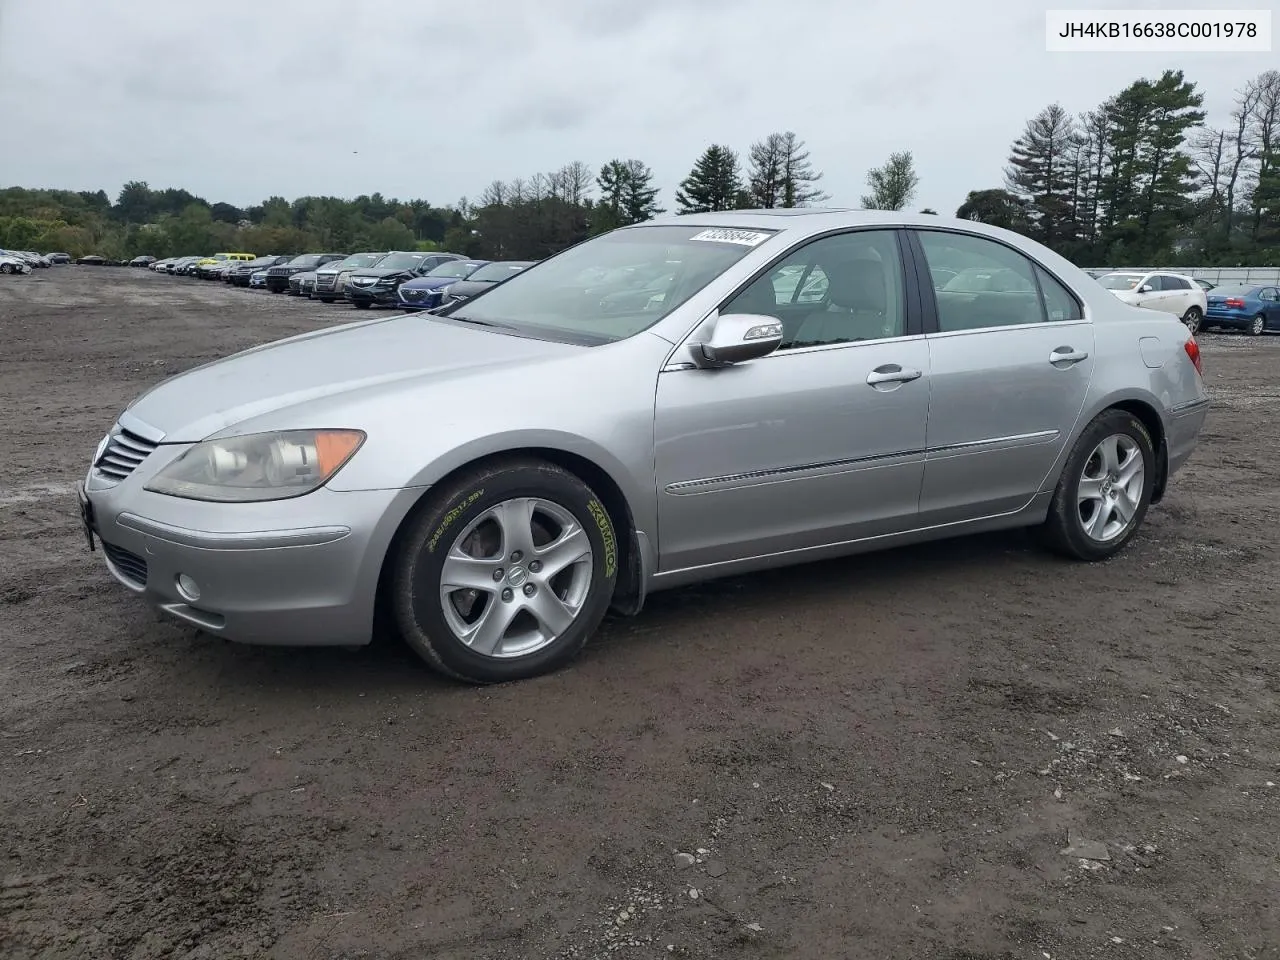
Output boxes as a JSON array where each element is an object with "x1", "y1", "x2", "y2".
[
  {"x1": 0, "y1": 263, "x2": 13, "y2": 275},
  {"x1": 1039, "y1": 409, "x2": 1155, "y2": 561},
  {"x1": 1249, "y1": 314, "x2": 1266, "y2": 336},
  {"x1": 1182, "y1": 306, "x2": 1202, "y2": 335},
  {"x1": 389, "y1": 458, "x2": 619, "y2": 684},
  {"x1": 353, "y1": 301, "x2": 371, "y2": 309}
]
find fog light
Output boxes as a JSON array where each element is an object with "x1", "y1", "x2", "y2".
[{"x1": 175, "y1": 574, "x2": 201, "y2": 603}]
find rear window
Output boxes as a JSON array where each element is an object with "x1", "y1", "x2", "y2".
[{"x1": 1209, "y1": 285, "x2": 1259, "y2": 298}]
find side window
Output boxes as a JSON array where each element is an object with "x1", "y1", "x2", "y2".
[
  {"x1": 1035, "y1": 266, "x2": 1083, "y2": 321},
  {"x1": 1151, "y1": 275, "x2": 1175, "y2": 291},
  {"x1": 916, "y1": 231, "x2": 1043, "y2": 331},
  {"x1": 722, "y1": 230, "x2": 905, "y2": 349},
  {"x1": 1262, "y1": 287, "x2": 1279, "y2": 302}
]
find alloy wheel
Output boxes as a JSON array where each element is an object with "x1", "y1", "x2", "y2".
[
  {"x1": 1077, "y1": 434, "x2": 1145, "y2": 542},
  {"x1": 438, "y1": 497, "x2": 594, "y2": 658}
]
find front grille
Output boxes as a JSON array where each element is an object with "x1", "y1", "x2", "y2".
[
  {"x1": 95, "y1": 428, "x2": 159, "y2": 481},
  {"x1": 401, "y1": 288, "x2": 428, "y2": 302},
  {"x1": 102, "y1": 541, "x2": 148, "y2": 587},
  {"x1": 315, "y1": 274, "x2": 336, "y2": 291},
  {"x1": 267, "y1": 266, "x2": 292, "y2": 277}
]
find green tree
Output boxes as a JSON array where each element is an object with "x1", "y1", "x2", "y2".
[
  {"x1": 596, "y1": 159, "x2": 663, "y2": 232},
  {"x1": 955, "y1": 189, "x2": 1031, "y2": 232},
  {"x1": 1005, "y1": 103, "x2": 1081, "y2": 247},
  {"x1": 675, "y1": 145, "x2": 743, "y2": 213},
  {"x1": 861, "y1": 151, "x2": 919, "y2": 210}
]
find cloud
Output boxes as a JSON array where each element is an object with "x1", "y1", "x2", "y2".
[{"x1": 0, "y1": 0, "x2": 1274, "y2": 214}]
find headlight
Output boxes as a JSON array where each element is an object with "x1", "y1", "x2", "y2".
[
  {"x1": 145, "y1": 429, "x2": 365, "y2": 502},
  {"x1": 436, "y1": 284, "x2": 453, "y2": 298}
]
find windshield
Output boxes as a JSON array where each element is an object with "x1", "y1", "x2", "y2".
[
  {"x1": 288, "y1": 254, "x2": 323, "y2": 268},
  {"x1": 1208, "y1": 285, "x2": 1258, "y2": 298},
  {"x1": 426, "y1": 260, "x2": 485, "y2": 279},
  {"x1": 374, "y1": 252, "x2": 425, "y2": 272},
  {"x1": 333, "y1": 253, "x2": 384, "y2": 271},
  {"x1": 212, "y1": 253, "x2": 229, "y2": 260},
  {"x1": 469, "y1": 262, "x2": 532, "y2": 283},
  {"x1": 441, "y1": 225, "x2": 775, "y2": 343},
  {"x1": 1099, "y1": 274, "x2": 1144, "y2": 290}
]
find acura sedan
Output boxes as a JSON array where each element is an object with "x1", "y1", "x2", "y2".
[{"x1": 78, "y1": 211, "x2": 1208, "y2": 684}]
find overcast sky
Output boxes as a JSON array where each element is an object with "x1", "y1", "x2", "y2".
[{"x1": 0, "y1": 0, "x2": 1274, "y2": 215}]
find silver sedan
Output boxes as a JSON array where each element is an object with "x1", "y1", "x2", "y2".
[{"x1": 78, "y1": 210, "x2": 1209, "y2": 683}]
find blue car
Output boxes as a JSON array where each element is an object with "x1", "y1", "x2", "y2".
[
  {"x1": 396, "y1": 259, "x2": 490, "y2": 311},
  {"x1": 1204, "y1": 284, "x2": 1280, "y2": 336}
]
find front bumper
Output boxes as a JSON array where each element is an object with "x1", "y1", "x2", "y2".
[
  {"x1": 265, "y1": 275, "x2": 292, "y2": 292},
  {"x1": 347, "y1": 284, "x2": 399, "y2": 305},
  {"x1": 79, "y1": 458, "x2": 424, "y2": 647}
]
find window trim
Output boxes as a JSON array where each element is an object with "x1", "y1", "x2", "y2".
[
  {"x1": 905, "y1": 226, "x2": 1086, "y2": 335},
  {"x1": 662, "y1": 226, "x2": 920, "y2": 369}
]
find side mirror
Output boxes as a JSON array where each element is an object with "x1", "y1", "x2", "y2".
[
  {"x1": 689, "y1": 313, "x2": 784, "y2": 368},
  {"x1": 1139, "y1": 284, "x2": 1153, "y2": 293}
]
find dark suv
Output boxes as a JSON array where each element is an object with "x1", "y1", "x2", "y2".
[
  {"x1": 344, "y1": 251, "x2": 466, "y2": 309},
  {"x1": 265, "y1": 253, "x2": 346, "y2": 293},
  {"x1": 230, "y1": 255, "x2": 294, "y2": 288}
]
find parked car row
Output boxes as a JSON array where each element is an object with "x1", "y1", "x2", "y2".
[
  {"x1": 143, "y1": 250, "x2": 536, "y2": 311},
  {"x1": 0, "y1": 249, "x2": 52, "y2": 272},
  {"x1": 1095, "y1": 269, "x2": 1280, "y2": 336}
]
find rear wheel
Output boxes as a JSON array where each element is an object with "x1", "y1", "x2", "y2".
[
  {"x1": 1182, "y1": 306, "x2": 1202, "y2": 334},
  {"x1": 389, "y1": 458, "x2": 618, "y2": 684},
  {"x1": 1039, "y1": 409, "x2": 1155, "y2": 562},
  {"x1": 1249, "y1": 313, "x2": 1266, "y2": 336}
]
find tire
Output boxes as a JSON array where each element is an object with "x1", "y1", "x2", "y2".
[
  {"x1": 354, "y1": 301, "x2": 371, "y2": 309},
  {"x1": 1039, "y1": 409, "x2": 1155, "y2": 562},
  {"x1": 389, "y1": 457, "x2": 619, "y2": 684},
  {"x1": 319, "y1": 298, "x2": 333, "y2": 304},
  {"x1": 0, "y1": 263, "x2": 13, "y2": 275},
  {"x1": 1249, "y1": 314, "x2": 1266, "y2": 336},
  {"x1": 1182, "y1": 306, "x2": 1202, "y2": 335}
]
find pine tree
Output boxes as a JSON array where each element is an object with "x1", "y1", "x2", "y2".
[
  {"x1": 675, "y1": 145, "x2": 743, "y2": 213},
  {"x1": 778, "y1": 132, "x2": 828, "y2": 207},
  {"x1": 1005, "y1": 103, "x2": 1081, "y2": 247}
]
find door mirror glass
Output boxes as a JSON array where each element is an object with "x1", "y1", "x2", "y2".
[
  {"x1": 691, "y1": 313, "x2": 783, "y2": 367},
  {"x1": 1138, "y1": 283, "x2": 1153, "y2": 293}
]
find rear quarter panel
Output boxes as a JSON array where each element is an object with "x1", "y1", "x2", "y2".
[{"x1": 1036, "y1": 300, "x2": 1207, "y2": 495}]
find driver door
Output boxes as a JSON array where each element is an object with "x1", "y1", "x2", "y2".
[{"x1": 653, "y1": 229, "x2": 930, "y2": 575}]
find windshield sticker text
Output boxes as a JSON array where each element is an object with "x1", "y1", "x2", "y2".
[{"x1": 688, "y1": 229, "x2": 772, "y2": 247}]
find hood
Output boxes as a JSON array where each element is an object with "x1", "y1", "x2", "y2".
[
  {"x1": 349, "y1": 267, "x2": 417, "y2": 281},
  {"x1": 399, "y1": 276, "x2": 460, "y2": 291},
  {"x1": 1108, "y1": 289, "x2": 1141, "y2": 303},
  {"x1": 124, "y1": 315, "x2": 575, "y2": 441},
  {"x1": 442, "y1": 278, "x2": 493, "y2": 298}
]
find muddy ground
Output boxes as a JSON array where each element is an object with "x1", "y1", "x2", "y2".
[{"x1": 1, "y1": 267, "x2": 1278, "y2": 960}]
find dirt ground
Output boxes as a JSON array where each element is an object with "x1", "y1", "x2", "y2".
[{"x1": 1, "y1": 267, "x2": 1278, "y2": 960}]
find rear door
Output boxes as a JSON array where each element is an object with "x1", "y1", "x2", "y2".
[{"x1": 909, "y1": 228, "x2": 1095, "y2": 526}]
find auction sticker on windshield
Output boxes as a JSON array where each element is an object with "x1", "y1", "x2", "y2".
[{"x1": 688, "y1": 229, "x2": 773, "y2": 246}]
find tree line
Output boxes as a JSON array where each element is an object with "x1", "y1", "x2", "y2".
[
  {"x1": 1, "y1": 70, "x2": 1276, "y2": 266},
  {"x1": 958, "y1": 67, "x2": 1280, "y2": 265}
]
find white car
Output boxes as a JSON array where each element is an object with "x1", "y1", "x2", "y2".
[
  {"x1": 1098, "y1": 271, "x2": 1207, "y2": 333},
  {"x1": 0, "y1": 252, "x2": 33, "y2": 275}
]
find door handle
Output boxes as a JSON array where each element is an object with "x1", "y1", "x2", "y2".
[
  {"x1": 1049, "y1": 347, "x2": 1089, "y2": 366},
  {"x1": 866, "y1": 364, "x2": 923, "y2": 386}
]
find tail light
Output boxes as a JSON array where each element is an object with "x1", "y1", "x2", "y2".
[
  {"x1": 1184, "y1": 336, "x2": 1203, "y2": 376},
  {"x1": 1224, "y1": 298, "x2": 1245, "y2": 308}
]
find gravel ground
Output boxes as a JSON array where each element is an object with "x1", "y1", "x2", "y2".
[{"x1": 2, "y1": 267, "x2": 1279, "y2": 960}]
